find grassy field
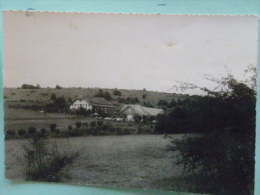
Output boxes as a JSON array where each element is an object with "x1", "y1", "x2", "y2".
[
  {"x1": 5, "y1": 134, "x2": 184, "y2": 191},
  {"x1": 4, "y1": 107, "x2": 91, "y2": 132}
]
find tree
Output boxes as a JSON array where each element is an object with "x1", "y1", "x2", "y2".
[
  {"x1": 75, "y1": 122, "x2": 82, "y2": 129},
  {"x1": 36, "y1": 84, "x2": 41, "y2": 89},
  {"x1": 18, "y1": 129, "x2": 26, "y2": 136},
  {"x1": 68, "y1": 125, "x2": 73, "y2": 131},
  {"x1": 170, "y1": 99, "x2": 177, "y2": 107},
  {"x1": 50, "y1": 124, "x2": 57, "y2": 133},
  {"x1": 40, "y1": 128, "x2": 47, "y2": 134},
  {"x1": 56, "y1": 85, "x2": 62, "y2": 89},
  {"x1": 50, "y1": 93, "x2": 57, "y2": 101},
  {"x1": 97, "y1": 120, "x2": 103, "y2": 127},
  {"x1": 6, "y1": 129, "x2": 15, "y2": 136},
  {"x1": 113, "y1": 89, "x2": 121, "y2": 96},
  {"x1": 167, "y1": 69, "x2": 256, "y2": 194},
  {"x1": 53, "y1": 97, "x2": 67, "y2": 110},
  {"x1": 68, "y1": 97, "x2": 72, "y2": 103},
  {"x1": 104, "y1": 92, "x2": 112, "y2": 101},
  {"x1": 133, "y1": 115, "x2": 142, "y2": 123},
  {"x1": 28, "y1": 127, "x2": 36, "y2": 135},
  {"x1": 90, "y1": 121, "x2": 96, "y2": 128}
]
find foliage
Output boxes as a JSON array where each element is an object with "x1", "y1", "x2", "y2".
[
  {"x1": 68, "y1": 125, "x2": 73, "y2": 131},
  {"x1": 75, "y1": 122, "x2": 82, "y2": 128},
  {"x1": 97, "y1": 120, "x2": 103, "y2": 127},
  {"x1": 18, "y1": 129, "x2": 26, "y2": 136},
  {"x1": 167, "y1": 69, "x2": 256, "y2": 194},
  {"x1": 90, "y1": 121, "x2": 96, "y2": 128},
  {"x1": 50, "y1": 93, "x2": 57, "y2": 101},
  {"x1": 133, "y1": 115, "x2": 142, "y2": 123},
  {"x1": 21, "y1": 84, "x2": 41, "y2": 89},
  {"x1": 113, "y1": 89, "x2": 122, "y2": 96},
  {"x1": 50, "y1": 124, "x2": 57, "y2": 133},
  {"x1": 94, "y1": 89, "x2": 112, "y2": 101},
  {"x1": 75, "y1": 107, "x2": 91, "y2": 116},
  {"x1": 28, "y1": 127, "x2": 37, "y2": 135},
  {"x1": 53, "y1": 97, "x2": 68, "y2": 111},
  {"x1": 6, "y1": 129, "x2": 15, "y2": 136},
  {"x1": 40, "y1": 128, "x2": 47, "y2": 134},
  {"x1": 56, "y1": 85, "x2": 62, "y2": 89},
  {"x1": 23, "y1": 134, "x2": 80, "y2": 182}
]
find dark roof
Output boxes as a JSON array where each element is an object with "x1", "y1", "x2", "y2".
[{"x1": 71, "y1": 97, "x2": 114, "y2": 108}]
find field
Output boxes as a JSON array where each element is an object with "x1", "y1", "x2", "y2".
[{"x1": 5, "y1": 134, "x2": 184, "y2": 191}]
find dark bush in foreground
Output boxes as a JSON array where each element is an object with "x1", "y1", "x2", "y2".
[
  {"x1": 24, "y1": 135, "x2": 80, "y2": 182},
  {"x1": 167, "y1": 68, "x2": 256, "y2": 195}
]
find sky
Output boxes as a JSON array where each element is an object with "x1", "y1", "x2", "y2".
[{"x1": 3, "y1": 11, "x2": 258, "y2": 94}]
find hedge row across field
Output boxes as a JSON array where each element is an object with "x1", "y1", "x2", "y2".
[{"x1": 5, "y1": 121, "x2": 154, "y2": 139}]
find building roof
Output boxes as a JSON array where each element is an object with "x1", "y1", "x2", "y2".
[
  {"x1": 120, "y1": 104, "x2": 164, "y2": 116},
  {"x1": 71, "y1": 97, "x2": 114, "y2": 108}
]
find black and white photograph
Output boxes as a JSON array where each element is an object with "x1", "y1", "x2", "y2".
[{"x1": 3, "y1": 11, "x2": 258, "y2": 194}]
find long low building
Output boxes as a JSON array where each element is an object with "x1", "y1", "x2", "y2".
[
  {"x1": 70, "y1": 96, "x2": 115, "y2": 114},
  {"x1": 120, "y1": 104, "x2": 164, "y2": 121}
]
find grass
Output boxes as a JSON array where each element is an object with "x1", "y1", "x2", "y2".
[
  {"x1": 4, "y1": 108, "x2": 154, "y2": 136},
  {"x1": 5, "y1": 134, "x2": 185, "y2": 190}
]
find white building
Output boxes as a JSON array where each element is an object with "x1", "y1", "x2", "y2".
[
  {"x1": 69, "y1": 96, "x2": 115, "y2": 114},
  {"x1": 120, "y1": 104, "x2": 164, "y2": 121},
  {"x1": 69, "y1": 98, "x2": 92, "y2": 110}
]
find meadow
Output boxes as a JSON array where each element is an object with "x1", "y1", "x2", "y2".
[{"x1": 5, "y1": 134, "x2": 184, "y2": 191}]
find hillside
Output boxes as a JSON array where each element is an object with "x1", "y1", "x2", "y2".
[{"x1": 4, "y1": 87, "x2": 188, "y2": 108}]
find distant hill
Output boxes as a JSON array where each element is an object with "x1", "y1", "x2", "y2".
[{"x1": 4, "y1": 87, "x2": 188, "y2": 109}]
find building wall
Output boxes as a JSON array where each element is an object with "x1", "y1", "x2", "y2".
[{"x1": 70, "y1": 100, "x2": 92, "y2": 110}]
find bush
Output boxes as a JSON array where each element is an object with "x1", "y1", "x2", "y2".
[
  {"x1": 18, "y1": 129, "x2": 26, "y2": 136},
  {"x1": 68, "y1": 129, "x2": 83, "y2": 137},
  {"x1": 28, "y1": 127, "x2": 36, "y2": 135},
  {"x1": 55, "y1": 129, "x2": 60, "y2": 134},
  {"x1": 97, "y1": 120, "x2": 103, "y2": 127},
  {"x1": 75, "y1": 122, "x2": 82, "y2": 128},
  {"x1": 166, "y1": 69, "x2": 256, "y2": 194},
  {"x1": 50, "y1": 124, "x2": 57, "y2": 133},
  {"x1": 23, "y1": 135, "x2": 80, "y2": 182},
  {"x1": 90, "y1": 121, "x2": 96, "y2": 128},
  {"x1": 68, "y1": 125, "x2": 73, "y2": 131},
  {"x1": 6, "y1": 129, "x2": 15, "y2": 136},
  {"x1": 40, "y1": 128, "x2": 47, "y2": 134}
]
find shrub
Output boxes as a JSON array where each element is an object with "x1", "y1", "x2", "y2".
[
  {"x1": 90, "y1": 121, "x2": 96, "y2": 128},
  {"x1": 40, "y1": 128, "x2": 47, "y2": 134},
  {"x1": 68, "y1": 125, "x2": 73, "y2": 131},
  {"x1": 97, "y1": 120, "x2": 103, "y2": 127},
  {"x1": 68, "y1": 129, "x2": 83, "y2": 137},
  {"x1": 50, "y1": 124, "x2": 57, "y2": 133},
  {"x1": 75, "y1": 122, "x2": 82, "y2": 129},
  {"x1": 28, "y1": 127, "x2": 36, "y2": 135},
  {"x1": 6, "y1": 129, "x2": 15, "y2": 136},
  {"x1": 55, "y1": 129, "x2": 60, "y2": 134},
  {"x1": 113, "y1": 89, "x2": 121, "y2": 96},
  {"x1": 23, "y1": 135, "x2": 80, "y2": 182},
  {"x1": 18, "y1": 129, "x2": 26, "y2": 136}
]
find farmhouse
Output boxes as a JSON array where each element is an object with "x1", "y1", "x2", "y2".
[
  {"x1": 70, "y1": 96, "x2": 115, "y2": 114},
  {"x1": 120, "y1": 104, "x2": 164, "y2": 121}
]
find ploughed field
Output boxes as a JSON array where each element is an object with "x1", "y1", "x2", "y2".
[{"x1": 5, "y1": 134, "x2": 184, "y2": 191}]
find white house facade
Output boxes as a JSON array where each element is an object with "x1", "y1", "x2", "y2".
[{"x1": 69, "y1": 99, "x2": 92, "y2": 110}]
